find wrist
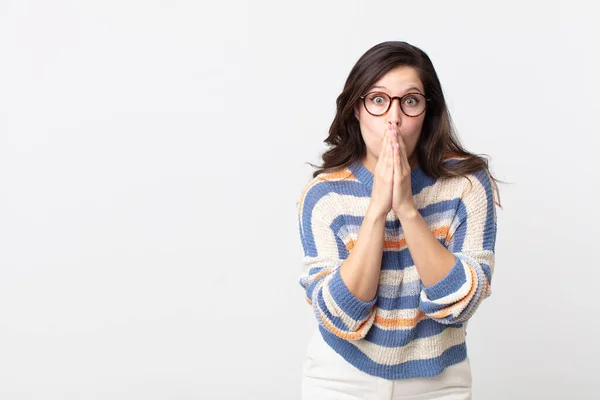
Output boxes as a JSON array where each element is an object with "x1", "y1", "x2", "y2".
[
  {"x1": 365, "y1": 206, "x2": 389, "y2": 223},
  {"x1": 394, "y1": 204, "x2": 419, "y2": 220}
]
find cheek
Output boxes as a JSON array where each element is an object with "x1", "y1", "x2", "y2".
[
  {"x1": 362, "y1": 120, "x2": 385, "y2": 151},
  {"x1": 406, "y1": 117, "x2": 425, "y2": 140},
  {"x1": 399, "y1": 122, "x2": 424, "y2": 152},
  {"x1": 357, "y1": 112, "x2": 382, "y2": 143},
  {"x1": 401, "y1": 128, "x2": 420, "y2": 142}
]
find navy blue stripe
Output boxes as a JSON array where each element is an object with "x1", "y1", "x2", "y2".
[
  {"x1": 316, "y1": 288, "x2": 350, "y2": 331},
  {"x1": 382, "y1": 248, "x2": 414, "y2": 270},
  {"x1": 421, "y1": 257, "x2": 467, "y2": 301},
  {"x1": 320, "y1": 326, "x2": 468, "y2": 380},
  {"x1": 418, "y1": 198, "x2": 460, "y2": 218},
  {"x1": 474, "y1": 170, "x2": 497, "y2": 251},
  {"x1": 377, "y1": 294, "x2": 420, "y2": 310},
  {"x1": 334, "y1": 234, "x2": 349, "y2": 259},
  {"x1": 452, "y1": 266, "x2": 487, "y2": 322},
  {"x1": 481, "y1": 263, "x2": 492, "y2": 283},
  {"x1": 328, "y1": 269, "x2": 376, "y2": 321},
  {"x1": 450, "y1": 200, "x2": 468, "y2": 250},
  {"x1": 300, "y1": 182, "x2": 353, "y2": 257}
]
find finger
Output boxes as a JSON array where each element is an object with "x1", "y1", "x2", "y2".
[
  {"x1": 389, "y1": 128, "x2": 399, "y2": 164},
  {"x1": 397, "y1": 135, "x2": 410, "y2": 171},
  {"x1": 380, "y1": 135, "x2": 391, "y2": 172},
  {"x1": 395, "y1": 133, "x2": 404, "y2": 169},
  {"x1": 394, "y1": 142, "x2": 401, "y2": 171},
  {"x1": 393, "y1": 142, "x2": 400, "y2": 178},
  {"x1": 380, "y1": 129, "x2": 389, "y2": 157},
  {"x1": 375, "y1": 130, "x2": 388, "y2": 172},
  {"x1": 386, "y1": 131, "x2": 395, "y2": 162},
  {"x1": 389, "y1": 129, "x2": 399, "y2": 168},
  {"x1": 385, "y1": 146, "x2": 394, "y2": 182},
  {"x1": 391, "y1": 126, "x2": 399, "y2": 147},
  {"x1": 394, "y1": 143, "x2": 402, "y2": 183},
  {"x1": 390, "y1": 128, "x2": 399, "y2": 151}
]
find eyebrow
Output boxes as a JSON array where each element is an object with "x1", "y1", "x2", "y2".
[{"x1": 369, "y1": 85, "x2": 424, "y2": 95}]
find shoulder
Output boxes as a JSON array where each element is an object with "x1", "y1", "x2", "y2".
[
  {"x1": 297, "y1": 168, "x2": 356, "y2": 241},
  {"x1": 439, "y1": 155, "x2": 494, "y2": 195},
  {"x1": 296, "y1": 166, "x2": 356, "y2": 212}
]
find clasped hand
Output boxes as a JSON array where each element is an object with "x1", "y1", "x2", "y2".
[{"x1": 370, "y1": 125, "x2": 417, "y2": 220}]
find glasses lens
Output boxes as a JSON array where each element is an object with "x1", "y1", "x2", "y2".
[
  {"x1": 363, "y1": 92, "x2": 427, "y2": 116},
  {"x1": 364, "y1": 92, "x2": 390, "y2": 116},
  {"x1": 401, "y1": 93, "x2": 426, "y2": 116}
]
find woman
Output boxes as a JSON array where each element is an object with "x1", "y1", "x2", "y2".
[{"x1": 296, "y1": 41, "x2": 501, "y2": 399}]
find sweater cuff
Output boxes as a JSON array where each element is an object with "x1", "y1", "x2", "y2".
[
  {"x1": 421, "y1": 256, "x2": 467, "y2": 301},
  {"x1": 329, "y1": 269, "x2": 377, "y2": 321}
]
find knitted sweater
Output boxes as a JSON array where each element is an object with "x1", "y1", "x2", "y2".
[{"x1": 296, "y1": 158, "x2": 497, "y2": 380}]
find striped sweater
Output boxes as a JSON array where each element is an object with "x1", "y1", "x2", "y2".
[{"x1": 296, "y1": 158, "x2": 497, "y2": 380}]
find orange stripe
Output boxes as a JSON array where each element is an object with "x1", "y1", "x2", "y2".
[
  {"x1": 433, "y1": 226, "x2": 450, "y2": 241},
  {"x1": 374, "y1": 310, "x2": 426, "y2": 328},
  {"x1": 430, "y1": 263, "x2": 478, "y2": 319},
  {"x1": 320, "y1": 310, "x2": 372, "y2": 341},
  {"x1": 316, "y1": 170, "x2": 357, "y2": 182},
  {"x1": 313, "y1": 269, "x2": 333, "y2": 281},
  {"x1": 345, "y1": 226, "x2": 450, "y2": 252},
  {"x1": 307, "y1": 289, "x2": 410, "y2": 335},
  {"x1": 346, "y1": 238, "x2": 408, "y2": 251},
  {"x1": 383, "y1": 238, "x2": 406, "y2": 250},
  {"x1": 306, "y1": 298, "x2": 370, "y2": 340}
]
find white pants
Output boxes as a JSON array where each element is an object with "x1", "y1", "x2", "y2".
[{"x1": 301, "y1": 330, "x2": 472, "y2": 400}]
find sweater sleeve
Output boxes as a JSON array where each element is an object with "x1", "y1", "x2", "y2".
[
  {"x1": 297, "y1": 181, "x2": 377, "y2": 341},
  {"x1": 419, "y1": 169, "x2": 497, "y2": 325}
]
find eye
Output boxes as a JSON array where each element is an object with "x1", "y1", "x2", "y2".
[
  {"x1": 404, "y1": 96, "x2": 420, "y2": 106},
  {"x1": 367, "y1": 93, "x2": 389, "y2": 105}
]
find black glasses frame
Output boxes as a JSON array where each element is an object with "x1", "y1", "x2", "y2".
[{"x1": 359, "y1": 92, "x2": 432, "y2": 117}]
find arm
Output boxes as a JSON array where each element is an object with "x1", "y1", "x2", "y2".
[
  {"x1": 298, "y1": 184, "x2": 386, "y2": 341},
  {"x1": 398, "y1": 169, "x2": 497, "y2": 325},
  {"x1": 339, "y1": 206, "x2": 387, "y2": 303}
]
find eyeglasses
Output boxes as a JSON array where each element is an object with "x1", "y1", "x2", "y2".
[{"x1": 359, "y1": 91, "x2": 431, "y2": 117}]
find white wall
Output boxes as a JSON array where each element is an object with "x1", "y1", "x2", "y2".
[{"x1": 1, "y1": 1, "x2": 598, "y2": 399}]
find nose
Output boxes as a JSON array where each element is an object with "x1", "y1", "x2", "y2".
[{"x1": 386, "y1": 97, "x2": 402, "y2": 130}]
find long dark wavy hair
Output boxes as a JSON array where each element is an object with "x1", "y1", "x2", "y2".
[{"x1": 308, "y1": 41, "x2": 503, "y2": 207}]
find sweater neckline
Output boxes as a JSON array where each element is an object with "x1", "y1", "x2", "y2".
[{"x1": 348, "y1": 159, "x2": 429, "y2": 193}]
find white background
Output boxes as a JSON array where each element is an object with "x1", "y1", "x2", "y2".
[{"x1": 1, "y1": 1, "x2": 599, "y2": 399}]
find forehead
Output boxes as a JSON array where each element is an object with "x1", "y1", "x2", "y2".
[{"x1": 371, "y1": 66, "x2": 423, "y2": 91}]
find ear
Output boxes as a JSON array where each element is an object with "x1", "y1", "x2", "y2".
[{"x1": 353, "y1": 104, "x2": 360, "y2": 120}]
